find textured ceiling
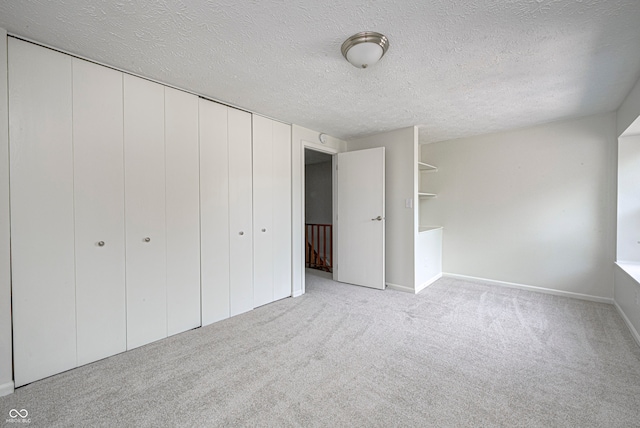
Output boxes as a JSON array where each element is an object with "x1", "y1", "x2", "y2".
[{"x1": 1, "y1": 1, "x2": 640, "y2": 143}]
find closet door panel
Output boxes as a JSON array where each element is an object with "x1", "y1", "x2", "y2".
[
  {"x1": 252, "y1": 115, "x2": 274, "y2": 308},
  {"x1": 165, "y1": 87, "x2": 201, "y2": 336},
  {"x1": 272, "y1": 121, "x2": 292, "y2": 300},
  {"x1": 228, "y1": 108, "x2": 254, "y2": 316},
  {"x1": 72, "y1": 58, "x2": 126, "y2": 365},
  {"x1": 199, "y1": 99, "x2": 231, "y2": 325},
  {"x1": 8, "y1": 39, "x2": 76, "y2": 386},
  {"x1": 124, "y1": 74, "x2": 167, "y2": 350}
]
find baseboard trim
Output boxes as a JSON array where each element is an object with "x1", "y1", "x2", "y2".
[
  {"x1": 387, "y1": 274, "x2": 443, "y2": 295},
  {"x1": 386, "y1": 282, "x2": 414, "y2": 294},
  {"x1": 292, "y1": 289, "x2": 304, "y2": 298},
  {"x1": 0, "y1": 381, "x2": 14, "y2": 397},
  {"x1": 614, "y1": 301, "x2": 640, "y2": 348},
  {"x1": 443, "y1": 273, "x2": 614, "y2": 304},
  {"x1": 415, "y1": 273, "x2": 443, "y2": 294}
]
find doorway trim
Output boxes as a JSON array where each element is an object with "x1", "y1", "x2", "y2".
[{"x1": 300, "y1": 141, "x2": 338, "y2": 296}]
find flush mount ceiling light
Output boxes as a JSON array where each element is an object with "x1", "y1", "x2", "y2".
[{"x1": 341, "y1": 31, "x2": 390, "y2": 69}]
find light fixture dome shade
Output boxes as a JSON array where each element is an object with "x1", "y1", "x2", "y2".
[
  {"x1": 341, "y1": 31, "x2": 389, "y2": 69},
  {"x1": 346, "y1": 43, "x2": 383, "y2": 69}
]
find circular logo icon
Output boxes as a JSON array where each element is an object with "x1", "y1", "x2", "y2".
[{"x1": 9, "y1": 409, "x2": 28, "y2": 418}]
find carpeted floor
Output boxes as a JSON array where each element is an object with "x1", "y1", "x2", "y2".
[{"x1": 2, "y1": 271, "x2": 640, "y2": 427}]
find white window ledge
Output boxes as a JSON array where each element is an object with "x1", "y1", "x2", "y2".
[{"x1": 616, "y1": 261, "x2": 640, "y2": 284}]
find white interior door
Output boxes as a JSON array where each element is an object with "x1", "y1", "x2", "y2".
[
  {"x1": 199, "y1": 99, "x2": 231, "y2": 325},
  {"x1": 336, "y1": 147, "x2": 385, "y2": 289},
  {"x1": 165, "y1": 87, "x2": 201, "y2": 336},
  {"x1": 252, "y1": 114, "x2": 275, "y2": 308},
  {"x1": 124, "y1": 74, "x2": 167, "y2": 350},
  {"x1": 271, "y1": 121, "x2": 292, "y2": 301},
  {"x1": 72, "y1": 57, "x2": 126, "y2": 366},
  {"x1": 9, "y1": 38, "x2": 77, "y2": 387},
  {"x1": 228, "y1": 108, "x2": 254, "y2": 316},
  {"x1": 252, "y1": 115, "x2": 292, "y2": 308}
]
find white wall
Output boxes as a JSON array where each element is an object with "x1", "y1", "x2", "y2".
[
  {"x1": 0, "y1": 28, "x2": 13, "y2": 396},
  {"x1": 292, "y1": 125, "x2": 346, "y2": 296},
  {"x1": 617, "y1": 135, "x2": 640, "y2": 263},
  {"x1": 348, "y1": 127, "x2": 418, "y2": 291},
  {"x1": 618, "y1": 75, "x2": 640, "y2": 137},
  {"x1": 422, "y1": 113, "x2": 617, "y2": 300},
  {"x1": 305, "y1": 161, "x2": 332, "y2": 225}
]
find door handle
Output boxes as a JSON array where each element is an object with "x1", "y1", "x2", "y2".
[{"x1": 371, "y1": 216, "x2": 383, "y2": 221}]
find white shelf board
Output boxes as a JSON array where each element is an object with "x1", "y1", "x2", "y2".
[
  {"x1": 418, "y1": 192, "x2": 436, "y2": 198},
  {"x1": 418, "y1": 162, "x2": 437, "y2": 171},
  {"x1": 419, "y1": 226, "x2": 443, "y2": 233}
]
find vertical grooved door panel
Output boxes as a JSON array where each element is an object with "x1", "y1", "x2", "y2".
[
  {"x1": 124, "y1": 74, "x2": 167, "y2": 350},
  {"x1": 252, "y1": 115, "x2": 274, "y2": 307},
  {"x1": 272, "y1": 121, "x2": 292, "y2": 300},
  {"x1": 253, "y1": 116, "x2": 292, "y2": 307},
  {"x1": 9, "y1": 39, "x2": 77, "y2": 386},
  {"x1": 199, "y1": 99, "x2": 231, "y2": 325},
  {"x1": 72, "y1": 58, "x2": 126, "y2": 365},
  {"x1": 165, "y1": 87, "x2": 201, "y2": 336},
  {"x1": 228, "y1": 108, "x2": 254, "y2": 316}
]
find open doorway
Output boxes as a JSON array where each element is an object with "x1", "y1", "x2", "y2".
[
  {"x1": 304, "y1": 148, "x2": 334, "y2": 276},
  {"x1": 299, "y1": 144, "x2": 385, "y2": 293}
]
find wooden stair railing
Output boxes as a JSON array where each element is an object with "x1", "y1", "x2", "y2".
[{"x1": 305, "y1": 223, "x2": 332, "y2": 272}]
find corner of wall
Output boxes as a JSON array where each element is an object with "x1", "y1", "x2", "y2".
[
  {"x1": 422, "y1": 114, "x2": 616, "y2": 298},
  {"x1": 617, "y1": 74, "x2": 640, "y2": 137}
]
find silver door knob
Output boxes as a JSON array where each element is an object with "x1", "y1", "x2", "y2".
[
  {"x1": 239, "y1": 231, "x2": 244, "y2": 236},
  {"x1": 97, "y1": 241, "x2": 105, "y2": 247},
  {"x1": 144, "y1": 237, "x2": 151, "y2": 242},
  {"x1": 371, "y1": 216, "x2": 383, "y2": 221},
  {"x1": 261, "y1": 228, "x2": 266, "y2": 232}
]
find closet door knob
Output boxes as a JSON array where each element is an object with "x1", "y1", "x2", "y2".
[
  {"x1": 144, "y1": 237, "x2": 151, "y2": 242},
  {"x1": 97, "y1": 241, "x2": 105, "y2": 247},
  {"x1": 239, "y1": 231, "x2": 244, "y2": 236},
  {"x1": 261, "y1": 228, "x2": 266, "y2": 232}
]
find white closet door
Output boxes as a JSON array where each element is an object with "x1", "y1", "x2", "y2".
[
  {"x1": 9, "y1": 39, "x2": 76, "y2": 386},
  {"x1": 272, "y1": 121, "x2": 292, "y2": 300},
  {"x1": 228, "y1": 108, "x2": 254, "y2": 316},
  {"x1": 199, "y1": 99, "x2": 231, "y2": 325},
  {"x1": 252, "y1": 115, "x2": 275, "y2": 307},
  {"x1": 165, "y1": 87, "x2": 201, "y2": 336},
  {"x1": 253, "y1": 116, "x2": 292, "y2": 307},
  {"x1": 72, "y1": 58, "x2": 126, "y2": 365},
  {"x1": 124, "y1": 74, "x2": 167, "y2": 350}
]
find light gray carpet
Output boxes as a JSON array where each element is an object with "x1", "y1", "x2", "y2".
[{"x1": 2, "y1": 271, "x2": 640, "y2": 427}]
